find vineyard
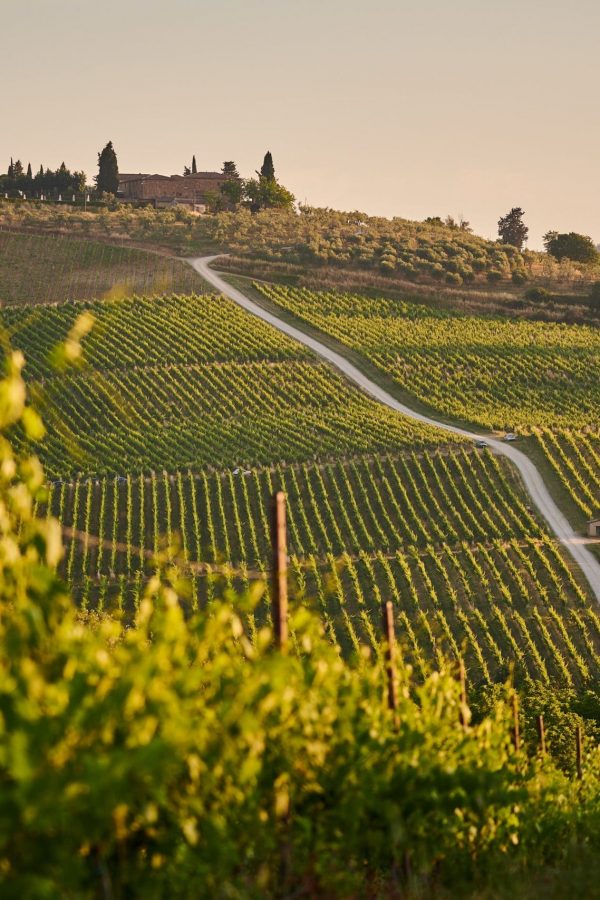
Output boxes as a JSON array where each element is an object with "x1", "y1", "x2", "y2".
[
  {"x1": 0, "y1": 230, "x2": 207, "y2": 304},
  {"x1": 255, "y1": 283, "x2": 600, "y2": 521},
  {"x1": 1, "y1": 240, "x2": 600, "y2": 896},
  {"x1": 1, "y1": 292, "x2": 458, "y2": 476},
  {"x1": 1, "y1": 273, "x2": 598, "y2": 686},
  {"x1": 47, "y1": 449, "x2": 599, "y2": 687},
  {"x1": 532, "y1": 428, "x2": 600, "y2": 520}
]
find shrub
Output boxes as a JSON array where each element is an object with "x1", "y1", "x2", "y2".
[
  {"x1": 487, "y1": 269, "x2": 504, "y2": 282},
  {"x1": 512, "y1": 270, "x2": 528, "y2": 285},
  {"x1": 524, "y1": 287, "x2": 553, "y2": 302},
  {"x1": 589, "y1": 282, "x2": 600, "y2": 311}
]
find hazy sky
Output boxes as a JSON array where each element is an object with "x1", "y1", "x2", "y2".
[{"x1": 2, "y1": 0, "x2": 599, "y2": 248}]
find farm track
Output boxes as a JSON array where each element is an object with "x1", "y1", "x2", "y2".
[{"x1": 190, "y1": 255, "x2": 600, "y2": 602}]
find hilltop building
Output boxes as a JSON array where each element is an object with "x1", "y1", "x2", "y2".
[{"x1": 117, "y1": 171, "x2": 226, "y2": 209}]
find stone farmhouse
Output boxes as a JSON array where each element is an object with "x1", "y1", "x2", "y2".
[{"x1": 117, "y1": 171, "x2": 227, "y2": 209}]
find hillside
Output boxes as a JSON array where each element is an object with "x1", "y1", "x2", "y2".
[
  {"x1": 2, "y1": 200, "x2": 599, "y2": 314},
  {"x1": 0, "y1": 254, "x2": 594, "y2": 685},
  {"x1": 0, "y1": 230, "x2": 207, "y2": 304},
  {"x1": 254, "y1": 282, "x2": 600, "y2": 528},
  {"x1": 2, "y1": 207, "x2": 600, "y2": 897},
  {"x1": 1, "y1": 292, "x2": 453, "y2": 475}
]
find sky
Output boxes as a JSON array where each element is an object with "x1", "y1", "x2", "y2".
[{"x1": 2, "y1": 0, "x2": 599, "y2": 249}]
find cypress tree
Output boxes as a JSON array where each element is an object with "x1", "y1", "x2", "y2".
[
  {"x1": 95, "y1": 141, "x2": 119, "y2": 194},
  {"x1": 26, "y1": 162, "x2": 32, "y2": 180},
  {"x1": 8, "y1": 158, "x2": 13, "y2": 178},
  {"x1": 258, "y1": 151, "x2": 275, "y2": 181},
  {"x1": 192, "y1": 155, "x2": 197, "y2": 174}
]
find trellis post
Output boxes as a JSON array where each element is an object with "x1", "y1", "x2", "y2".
[
  {"x1": 382, "y1": 601, "x2": 399, "y2": 728},
  {"x1": 270, "y1": 491, "x2": 288, "y2": 652}
]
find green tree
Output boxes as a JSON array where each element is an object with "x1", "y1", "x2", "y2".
[
  {"x1": 244, "y1": 176, "x2": 295, "y2": 212},
  {"x1": 543, "y1": 231, "x2": 599, "y2": 264},
  {"x1": 191, "y1": 155, "x2": 197, "y2": 174},
  {"x1": 221, "y1": 178, "x2": 243, "y2": 208},
  {"x1": 73, "y1": 170, "x2": 87, "y2": 193},
  {"x1": 498, "y1": 207, "x2": 528, "y2": 250},
  {"x1": 55, "y1": 162, "x2": 70, "y2": 193},
  {"x1": 220, "y1": 161, "x2": 243, "y2": 208},
  {"x1": 26, "y1": 162, "x2": 32, "y2": 180},
  {"x1": 95, "y1": 141, "x2": 119, "y2": 195}
]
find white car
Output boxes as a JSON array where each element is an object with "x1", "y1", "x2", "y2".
[{"x1": 504, "y1": 433, "x2": 518, "y2": 442}]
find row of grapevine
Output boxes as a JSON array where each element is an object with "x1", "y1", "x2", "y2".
[
  {"x1": 532, "y1": 428, "x2": 600, "y2": 518},
  {"x1": 44, "y1": 449, "x2": 598, "y2": 685},
  {"x1": 25, "y1": 359, "x2": 456, "y2": 476},
  {"x1": 255, "y1": 284, "x2": 600, "y2": 431},
  {"x1": 59, "y1": 534, "x2": 598, "y2": 688},
  {"x1": 310, "y1": 539, "x2": 599, "y2": 686},
  {"x1": 0, "y1": 231, "x2": 206, "y2": 305},
  {"x1": 47, "y1": 449, "x2": 537, "y2": 582},
  {"x1": 1, "y1": 293, "x2": 308, "y2": 378},
  {"x1": 1, "y1": 292, "x2": 459, "y2": 477}
]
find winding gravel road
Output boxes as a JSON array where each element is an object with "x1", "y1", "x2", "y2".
[{"x1": 190, "y1": 255, "x2": 600, "y2": 602}]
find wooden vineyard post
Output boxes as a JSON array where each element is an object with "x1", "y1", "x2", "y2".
[
  {"x1": 576, "y1": 726, "x2": 583, "y2": 780},
  {"x1": 537, "y1": 714, "x2": 546, "y2": 757},
  {"x1": 512, "y1": 693, "x2": 520, "y2": 753},
  {"x1": 382, "y1": 601, "x2": 399, "y2": 728},
  {"x1": 459, "y1": 658, "x2": 467, "y2": 730},
  {"x1": 270, "y1": 491, "x2": 288, "y2": 652}
]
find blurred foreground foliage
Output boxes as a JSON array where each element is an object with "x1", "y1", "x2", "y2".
[{"x1": 1, "y1": 351, "x2": 600, "y2": 898}]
